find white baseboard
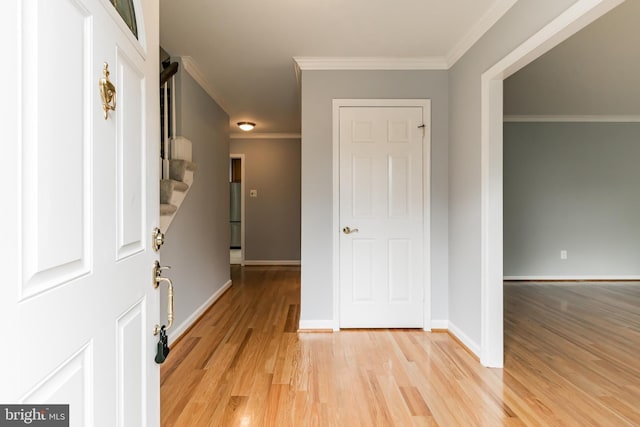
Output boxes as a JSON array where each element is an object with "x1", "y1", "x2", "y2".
[
  {"x1": 504, "y1": 275, "x2": 640, "y2": 281},
  {"x1": 430, "y1": 320, "x2": 449, "y2": 330},
  {"x1": 300, "y1": 319, "x2": 451, "y2": 332},
  {"x1": 244, "y1": 260, "x2": 301, "y2": 266},
  {"x1": 298, "y1": 320, "x2": 336, "y2": 331},
  {"x1": 448, "y1": 321, "x2": 481, "y2": 358},
  {"x1": 168, "y1": 279, "x2": 232, "y2": 345}
]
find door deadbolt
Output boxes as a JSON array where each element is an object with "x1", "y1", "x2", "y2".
[{"x1": 152, "y1": 227, "x2": 165, "y2": 252}]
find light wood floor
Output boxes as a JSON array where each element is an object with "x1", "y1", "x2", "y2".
[{"x1": 161, "y1": 267, "x2": 640, "y2": 426}]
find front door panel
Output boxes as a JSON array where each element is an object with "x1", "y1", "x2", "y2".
[{"x1": 1, "y1": 0, "x2": 160, "y2": 425}]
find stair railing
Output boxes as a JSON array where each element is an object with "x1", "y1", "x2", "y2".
[{"x1": 160, "y1": 61, "x2": 179, "y2": 180}]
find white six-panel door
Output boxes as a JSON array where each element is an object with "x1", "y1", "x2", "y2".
[
  {"x1": 1, "y1": 0, "x2": 160, "y2": 425},
  {"x1": 339, "y1": 104, "x2": 429, "y2": 328}
]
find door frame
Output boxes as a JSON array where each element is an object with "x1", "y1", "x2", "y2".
[
  {"x1": 480, "y1": 0, "x2": 624, "y2": 367},
  {"x1": 230, "y1": 153, "x2": 246, "y2": 266},
  {"x1": 332, "y1": 99, "x2": 432, "y2": 331}
]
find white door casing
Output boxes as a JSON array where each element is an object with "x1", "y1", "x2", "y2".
[
  {"x1": 1, "y1": 0, "x2": 160, "y2": 425},
  {"x1": 334, "y1": 100, "x2": 431, "y2": 329}
]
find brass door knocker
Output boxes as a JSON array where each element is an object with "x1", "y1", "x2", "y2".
[{"x1": 99, "y1": 62, "x2": 116, "y2": 119}]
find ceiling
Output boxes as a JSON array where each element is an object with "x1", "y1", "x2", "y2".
[{"x1": 159, "y1": 0, "x2": 516, "y2": 135}]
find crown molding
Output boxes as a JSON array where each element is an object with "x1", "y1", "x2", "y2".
[
  {"x1": 504, "y1": 115, "x2": 640, "y2": 122},
  {"x1": 292, "y1": 1, "x2": 518, "y2": 72},
  {"x1": 180, "y1": 56, "x2": 230, "y2": 115},
  {"x1": 446, "y1": 0, "x2": 519, "y2": 67},
  {"x1": 230, "y1": 132, "x2": 301, "y2": 140},
  {"x1": 293, "y1": 56, "x2": 448, "y2": 71}
]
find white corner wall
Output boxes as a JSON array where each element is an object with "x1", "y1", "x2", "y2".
[{"x1": 448, "y1": 0, "x2": 591, "y2": 356}]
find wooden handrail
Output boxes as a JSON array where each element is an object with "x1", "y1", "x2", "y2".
[{"x1": 160, "y1": 61, "x2": 179, "y2": 86}]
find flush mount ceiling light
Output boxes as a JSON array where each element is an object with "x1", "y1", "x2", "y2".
[{"x1": 237, "y1": 121, "x2": 256, "y2": 131}]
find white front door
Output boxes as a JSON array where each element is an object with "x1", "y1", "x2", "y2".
[
  {"x1": 1, "y1": 0, "x2": 160, "y2": 425},
  {"x1": 339, "y1": 103, "x2": 430, "y2": 328}
]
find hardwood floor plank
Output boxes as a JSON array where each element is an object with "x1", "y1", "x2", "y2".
[
  {"x1": 220, "y1": 395, "x2": 249, "y2": 426},
  {"x1": 242, "y1": 373, "x2": 273, "y2": 426},
  {"x1": 161, "y1": 370, "x2": 207, "y2": 427},
  {"x1": 161, "y1": 336, "x2": 200, "y2": 386},
  {"x1": 399, "y1": 386, "x2": 431, "y2": 417},
  {"x1": 161, "y1": 268, "x2": 640, "y2": 426},
  {"x1": 283, "y1": 304, "x2": 300, "y2": 333}
]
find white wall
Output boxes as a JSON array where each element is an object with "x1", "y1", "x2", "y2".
[
  {"x1": 504, "y1": 122, "x2": 640, "y2": 278},
  {"x1": 160, "y1": 59, "x2": 231, "y2": 341},
  {"x1": 448, "y1": 0, "x2": 581, "y2": 346},
  {"x1": 230, "y1": 138, "x2": 301, "y2": 262},
  {"x1": 300, "y1": 70, "x2": 449, "y2": 325}
]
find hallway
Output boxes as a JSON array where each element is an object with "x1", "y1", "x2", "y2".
[{"x1": 160, "y1": 267, "x2": 640, "y2": 426}]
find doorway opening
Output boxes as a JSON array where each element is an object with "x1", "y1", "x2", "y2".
[
  {"x1": 480, "y1": 0, "x2": 625, "y2": 367},
  {"x1": 230, "y1": 154, "x2": 245, "y2": 265}
]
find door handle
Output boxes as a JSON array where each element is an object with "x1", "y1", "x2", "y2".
[
  {"x1": 153, "y1": 260, "x2": 174, "y2": 335},
  {"x1": 343, "y1": 226, "x2": 359, "y2": 234}
]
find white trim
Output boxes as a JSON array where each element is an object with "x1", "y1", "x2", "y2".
[
  {"x1": 244, "y1": 260, "x2": 301, "y2": 266},
  {"x1": 431, "y1": 320, "x2": 449, "y2": 329},
  {"x1": 504, "y1": 275, "x2": 640, "y2": 281},
  {"x1": 294, "y1": 59, "x2": 302, "y2": 112},
  {"x1": 298, "y1": 320, "x2": 336, "y2": 330},
  {"x1": 99, "y1": 0, "x2": 147, "y2": 57},
  {"x1": 480, "y1": 0, "x2": 625, "y2": 369},
  {"x1": 230, "y1": 132, "x2": 301, "y2": 140},
  {"x1": 332, "y1": 99, "x2": 432, "y2": 331},
  {"x1": 181, "y1": 56, "x2": 230, "y2": 115},
  {"x1": 448, "y1": 321, "x2": 481, "y2": 357},
  {"x1": 446, "y1": 0, "x2": 519, "y2": 67},
  {"x1": 332, "y1": 102, "x2": 341, "y2": 331},
  {"x1": 230, "y1": 154, "x2": 245, "y2": 266},
  {"x1": 504, "y1": 115, "x2": 640, "y2": 122},
  {"x1": 293, "y1": 57, "x2": 448, "y2": 71},
  {"x1": 422, "y1": 101, "x2": 432, "y2": 332},
  {"x1": 481, "y1": 77, "x2": 504, "y2": 368},
  {"x1": 168, "y1": 279, "x2": 232, "y2": 345}
]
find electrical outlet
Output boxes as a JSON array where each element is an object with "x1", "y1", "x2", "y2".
[
  {"x1": 560, "y1": 250, "x2": 567, "y2": 260},
  {"x1": 250, "y1": 189, "x2": 258, "y2": 198}
]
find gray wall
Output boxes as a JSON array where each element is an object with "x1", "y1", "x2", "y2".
[
  {"x1": 230, "y1": 138, "x2": 301, "y2": 261},
  {"x1": 300, "y1": 70, "x2": 449, "y2": 324},
  {"x1": 448, "y1": 0, "x2": 581, "y2": 345},
  {"x1": 504, "y1": 122, "x2": 640, "y2": 277},
  {"x1": 160, "y1": 59, "x2": 230, "y2": 337},
  {"x1": 504, "y1": 0, "x2": 640, "y2": 116}
]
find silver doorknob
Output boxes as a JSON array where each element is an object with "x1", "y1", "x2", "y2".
[{"x1": 343, "y1": 227, "x2": 359, "y2": 234}]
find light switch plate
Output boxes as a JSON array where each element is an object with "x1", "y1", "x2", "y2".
[{"x1": 250, "y1": 189, "x2": 258, "y2": 198}]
